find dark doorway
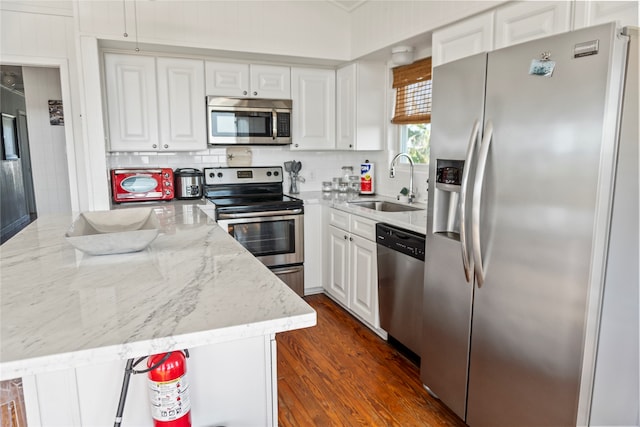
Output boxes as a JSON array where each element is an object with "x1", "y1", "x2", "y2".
[{"x1": 1, "y1": 65, "x2": 37, "y2": 243}]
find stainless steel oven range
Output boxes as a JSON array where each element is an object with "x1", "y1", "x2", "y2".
[{"x1": 204, "y1": 166, "x2": 304, "y2": 296}]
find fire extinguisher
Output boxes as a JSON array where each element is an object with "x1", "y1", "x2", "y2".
[
  {"x1": 113, "y1": 350, "x2": 191, "y2": 427},
  {"x1": 147, "y1": 351, "x2": 191, "y2": 427}
]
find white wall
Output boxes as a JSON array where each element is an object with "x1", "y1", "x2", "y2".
[
  {"x1": 350, "y1": 0, "x2": 506, "y2": 58},
  {"x1": 76, "y1": 0, "x2": 351, "y2": 62},
  {"x1": 0, "y1": 2, "x2": 85, "y2": 212},
  {"x1": 22, "y1": 67, "x2": 72, "y2": 214}
]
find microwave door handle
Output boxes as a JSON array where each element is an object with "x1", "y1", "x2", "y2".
[{"x1": 272, "y1": 110, "x2": 278, "y2": 140}]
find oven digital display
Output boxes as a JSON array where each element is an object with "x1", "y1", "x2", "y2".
[{"x1": 237, "y1": 170, "x2": 253, "y2": 179}]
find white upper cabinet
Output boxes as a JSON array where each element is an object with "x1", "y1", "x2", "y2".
[
  {"x1": 494, "y1": 1, "x2": 572, "y2": 49},
  {"x1": 432, "y1": 12, "x2": 495, "y2": 67},
  {"x1": 156, "y1": 58, "x2": 206, "y2": 150},
  {"x1": 573, "y1": 1, "x2": 639, "y2": 29},
  {"x1": 290, "y1": 67, "x2": 336, "y2": 150},
  {"x1": 205, "y1": 62, "x2": 290, "y2": 99},
  {"x1": 250, "y1": 65, "x2": 291, "y2": 99},
  {"x1": 105, "y1": 54, "x2": 206, "y2": 152},
  {"x1": 336, "y1": 62, "x2": 385, "y2": 151},
  {"x1": 104, "y1": 53, "x2": 159, "y2": 151},
  {"x1": 433, "y1": 1, "x2": 632, "y2": 67}
]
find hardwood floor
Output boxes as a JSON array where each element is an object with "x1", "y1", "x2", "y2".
[{"x1": 277, "y1": 294, "x2": 466, "y2": 427}]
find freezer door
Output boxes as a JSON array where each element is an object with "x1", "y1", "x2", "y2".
[
  {"x1": 421, "y1": 53, "x2": 487, "y2": 420},
  {"x1": 466, "y1": 23, "x2": 626, "y2": 426}
]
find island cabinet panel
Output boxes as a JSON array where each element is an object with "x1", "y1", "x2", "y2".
[{"x1": 22, "y1": 336, "x2": 276, "y2": 426}]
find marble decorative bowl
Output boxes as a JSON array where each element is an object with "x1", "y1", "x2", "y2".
[{"x1": 65, "y1": 208, "x2": 160, "y2": 255}]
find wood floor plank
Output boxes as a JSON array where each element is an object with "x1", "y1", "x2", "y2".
[{"x1": 277, "y1": 294, "x2": 466, "y2": 427}]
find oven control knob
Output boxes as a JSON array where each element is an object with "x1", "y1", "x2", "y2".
[
  {"x1": 267, "y1": 171, "x2": 272, "y2": 177},
  {"x1": 273, "y1": 171, "x2": 279, "y2": 176},
  {"x1": 217, "y1": 172, "x2": 223, "y2": 178},
  {"x1": 209, "y1": 172, "x2": 214, "y2": 178}
]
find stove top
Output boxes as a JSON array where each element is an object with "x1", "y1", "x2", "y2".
[{"x1": 203, "y1": 166, "x2": 303, "y2": 214}]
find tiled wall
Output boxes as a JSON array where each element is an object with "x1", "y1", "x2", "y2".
[{"x1": 106, "y1": 147, "x2": 407, "y2": 197}]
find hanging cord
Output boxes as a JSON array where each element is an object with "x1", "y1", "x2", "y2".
[
  {"x1": 133, "y1": 0, "x2": 140, "y2": 52},
  {"x1": 122, "y1": 0, "x2": 128, "y2": 38},
  {"x1": 113, "y1": 350, "x2": 190, "y2": 427}
]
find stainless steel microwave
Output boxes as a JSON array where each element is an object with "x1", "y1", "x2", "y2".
[{"x1": 206, "y1": 96, "x2": 292, "y2": 146}]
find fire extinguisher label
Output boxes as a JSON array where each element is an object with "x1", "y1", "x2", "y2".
[{"x1": 147, "y1": 374, "x2": 191, "y2": 421}]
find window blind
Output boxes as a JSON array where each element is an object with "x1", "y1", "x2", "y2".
[{"x1": 391, "y1": 57, "x2": 432, "y2": 124}]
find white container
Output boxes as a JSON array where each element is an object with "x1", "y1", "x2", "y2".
[{"x1": 360, "y1": 162, "x2": 375, "y2": 195}]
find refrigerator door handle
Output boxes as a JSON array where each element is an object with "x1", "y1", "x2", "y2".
[
  {"x1": 459, "y1": 119, "x2": 481, "y2": 282},
  {"x1": 472, "y1": 121, "x2": 493, "y2": 287}
]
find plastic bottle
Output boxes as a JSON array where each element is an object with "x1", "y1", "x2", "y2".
[{"x1": 360, "y1": 160, "x2": 375, "y2": 195}]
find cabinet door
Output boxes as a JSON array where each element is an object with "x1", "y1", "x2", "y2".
[
  {"x1": 291, "y1": 68, "x2": 336, "y2": 150},
  {"x1": 157, "y1": 58, "x2": 206, "y2": 151},
  {"x1": 250, "y1": 65, "x2": 291, "y2": 99},
  {"x1": 336, "y1": 62, "x2": 385, "y2": 151},
  {"x1": 573, "y1": 1, "x2": 639, "y2": 29},
  {"x1": 432, "y1": 12, "x2": 495, "y2": 67},
  {"x1": 336, "y1": 64, "x2": 356, "y2": 150},
  {"x1": 350, "y1": 234, "x2": 378, "y2": 328},
  {"x1": 205, "y1": 61, "x2": 249, "y2": 97},
  {"x1": 328, "y1": 225, "x2": 350, "y2": 306},
  {"x1": 494, "y1": 1, "x2": 571, "y2": 49},
  {"x1": 104, "y1": 53, "x2": 158, "y2": 151}
]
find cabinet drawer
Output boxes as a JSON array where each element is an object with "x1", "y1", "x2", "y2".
[
  {"x1": 350, "y1": 215, "x2": 376, "y2": 241},
  {"x1": 329, "y1": 209, "x2": 350, "y2": 230}
]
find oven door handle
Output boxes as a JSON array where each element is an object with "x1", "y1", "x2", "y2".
[
  {"x1": 217, "y1": 208, "x2": 303, "y2": 219},
  {"x1": 271, "y1": 265, "x2": 304, "y2": 275}
]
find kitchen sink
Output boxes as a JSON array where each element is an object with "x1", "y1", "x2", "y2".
[{"x1": 348, "y1": 200, "x2": 423, "y2": 212}]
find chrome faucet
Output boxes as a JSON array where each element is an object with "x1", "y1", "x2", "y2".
[{"x1": 390, "y1": 153, "x2": 415, "y2": 203}]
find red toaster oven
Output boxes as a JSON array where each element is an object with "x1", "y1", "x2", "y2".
[{"x1": 111, "y1": 168, "x2": 174, "y2": 203}]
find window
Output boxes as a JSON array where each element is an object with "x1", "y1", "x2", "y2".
[
  {"x1": 399, "y1": 123, "x2": 430, "y2": 164},
  {"x1": 391, "y1": 57, "x2": 432, "y2": 165}
]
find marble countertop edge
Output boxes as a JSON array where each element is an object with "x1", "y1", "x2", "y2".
[{"x1": 0, "y1": 310, "x2": 316, "y2": 381}]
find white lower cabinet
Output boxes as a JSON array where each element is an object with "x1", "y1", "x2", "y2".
[{"x1": 326, "y1": 209, "x2": 379, "y2": 330}]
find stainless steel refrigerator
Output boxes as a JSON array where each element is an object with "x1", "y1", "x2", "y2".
[{"x1": 421, "y1": 23, "x2": 638, "y2": 426}]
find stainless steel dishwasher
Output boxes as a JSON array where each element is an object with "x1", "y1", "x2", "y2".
[{"x1": 376, "y1": 223, "x2": 426, "y2": 357}]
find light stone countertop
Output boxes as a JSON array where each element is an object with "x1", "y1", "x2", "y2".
[
  {"x1": 291, "y1": 191, "x2": 427, "y2": 235},
  {"x1": 0, "y1": 204, "x2": 316, "y2": 381}
]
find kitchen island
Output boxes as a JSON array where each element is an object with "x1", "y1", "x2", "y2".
[{"x1": 0, "y1": 203, "x2": 316, "y2": 426}]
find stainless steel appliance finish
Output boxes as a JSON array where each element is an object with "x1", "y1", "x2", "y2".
[
  {"x1": 174, "y1": 168, "x2": 203, "y2": 200},
  {"x1": 204, "y1": 166, "x2": 305, "y2": 296},
  {"x1": 216, "y1": 211, "x2": 304, "y2": 269},
  {"x1": 376, "y1": 223, "x2": 425, "y2": 356},
  {"x1": 206, "y1": 97, "x2": 292, "y2": 146},
  {"x1": 421, "y1": 23, "x2": 637, "y2": 426}
]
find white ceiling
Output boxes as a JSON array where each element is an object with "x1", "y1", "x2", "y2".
[{"x1": 327, "y1": 0, "x2": 368, "y2": 12}]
